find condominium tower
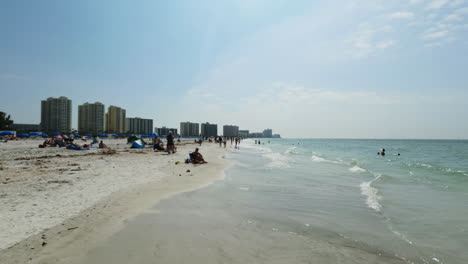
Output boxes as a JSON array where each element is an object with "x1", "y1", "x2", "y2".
[
  {"x1": 223, "y1": 125, "x2": 239, "y2": 137},
  {"x1": 201, "y1": 122, "x2": 218, "y2": 137},
  {"x1": 126, "y1": 117, "x2": 153, "y2": 135},
  {"x1": 78, "y1": 102, "x2": 105, "y2": 135},
  {"x1": 180, "y1": 122, "x2": 199, "y2": 137},
  {"x1": 105, "y1": 106, "x2": 126, "y2": 134},
  {"x1": 40, "y1": 96, "x2": 72, "y2": 133}
]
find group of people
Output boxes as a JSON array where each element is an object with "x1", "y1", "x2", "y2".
[
  {"x1": 38, "y1": 134, "x2": 108, "y2": 150},
  {"x1": 153, "y1": 131, "x2": 176, "y2": 154},
  {"x1": 213, "y1": 136, "x2": 242, "y2": 149}
]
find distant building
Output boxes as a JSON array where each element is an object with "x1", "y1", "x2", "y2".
[
  {"x1": 10, "y1": 123, "x2": 40, "y2": 133},
  {"x1": 180, "y1": 122, "x2": 199, "y2": 137},
  {"x1": 249, "y1": 132, "x2": 263, "y2": 138},
  {"x1": 126, "y1": 117, "x2": 153, "y2": 135},
  {"x1": 105, "y1": 106, "x2": 126, "y2": 134},
  {"x1": 41, "y1": 96, "x2": 72, "y2": 134},
  {"x1": 223, "y1": 125, "x2": 239, "y2": 137},
  {"x1": 238, "y1": 130, "x2": 249, "y2": 138},
  {"x1": 155, "y1": 127, "x2": 178, "y2": 136},
  {"x1": 263, "y1": 129, "x2": 273, "y2": 138},
  {"x1": 272, "y1": 134, "x2": 281, "y2": 138},
  {"x1": 201, "y1": 122, "x2": 217, "y2": 137},
  {"x1": 78, "y1": 102, "x2": 105, "y2": 135}
]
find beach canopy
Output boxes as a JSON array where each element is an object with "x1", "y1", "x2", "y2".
[
  {"x1": 112, "y1": 134, "x2": 118, "y2": 137},
  {"x1": 18, "y1": 133, "x2": 29, "y2": 137},
  {"x1": 84, "y1": 133, "x2": 92, "y2": 137},
  {"x1": 98, "y1": 134, "x2": 108, "y2": 137},
  {"x1": 29, "y1": 132, "x2": 41, "y2": 136},
  {"x1": 52, "y1": 132, "x2": 61, "y2": 136},
  {"x1": 119, "y1": 134, "x2": 126, "y2": 137},
  {"x1": 73, "y1": 133, "x2": 80, "y2": 137},
  {"x1": 131, "y1": 139, "x2": 145, "y2": 149},
  {"x1": 41, "y1": 134, "x2": 48, "y2": 137},
  {"x1": 0, "y1": 131, "x2": 14, "y2": 136}
]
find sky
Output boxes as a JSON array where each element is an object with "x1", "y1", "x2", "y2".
[{"x1": 1, "y1": 0, "x2": 467, "y2": 139}]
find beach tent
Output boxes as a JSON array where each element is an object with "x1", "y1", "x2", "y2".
[
  {"x1": 0, "y1": 131, "x2": 14, "y2": 136},
  {"x1": 52, "y1": 132, "x2": 61, "y2": 136},
  {"x1": 131, "y1": 139, "x2": 145, "y2": 149},
  {"x1": 84, "y1": 133, "x2": 92, "y2": 137},
  {"x1": 29, "y1": 132, "x2": 41, "y2": 136},
  {"x1": 18, "y1": 133, "x2": 29, "y2": 137}
]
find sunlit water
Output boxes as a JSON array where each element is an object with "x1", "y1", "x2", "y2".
[{"x1": 85, "y1": 139, "x2": 468, "y2": 264}]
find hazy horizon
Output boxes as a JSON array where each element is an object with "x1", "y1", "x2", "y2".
[{"x1": 1, "y1": 0, "x2": 467, "y2": 139}]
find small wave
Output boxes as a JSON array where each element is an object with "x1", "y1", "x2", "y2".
[
  {"x1": 285, "y1": 147, "x2": 298, "y2": 155},
  {"x1": 360, "y1": 174, "x2": 382, "y2": 212},
  {"x1": 311, "y1": 155, "x2": 342, "y2": 164},
  {"x1": 239, "y1": 187, "x2": 249, "y2": 191},
  {"x1": 349, "y1": 166, "x2": 367, "y2": 173},
  {"x1": 263, "y1": 152, "x2": 291, "y2": 168}
]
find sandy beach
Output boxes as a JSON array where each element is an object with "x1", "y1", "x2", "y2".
[{"x1": 0, "y1": 138, "x2": 230, "y2": 264}]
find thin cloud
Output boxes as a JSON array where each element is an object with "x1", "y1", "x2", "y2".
[
  {"x1": 409, "y1": 0, "x2": 424, "y2": 5},
  {"x1": 390, "y1": 11, "x2": 415, "y2": 19},
  {"x1": 449, "y1": 0, "x2": 465, "y2": 7},
  {"x1": 426, "y1": 0, "x2": 449, "y2": 9},
  {"x1": 422, "y1": 30, "x2": 449, "y2": 39}
]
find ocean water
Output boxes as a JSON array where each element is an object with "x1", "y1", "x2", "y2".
[{"x1": 85, "y1": 139, "x2": 468, "y2": 264}]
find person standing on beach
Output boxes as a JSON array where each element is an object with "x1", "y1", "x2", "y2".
[
  {"x1": 167, "y1": 132, "x2": 175, "y2": 154},
  {"x1": 223, "y1": 136, "x2": 227, "y2": 148},
  {"x1": 218, "y1": 136, "x2": 222, "y2": 147}
]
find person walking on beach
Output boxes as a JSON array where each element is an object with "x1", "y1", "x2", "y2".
[
  {"x1": 218, "y1": 136, "x2": 222, "y2": 147},
  {"x1": 223, "y1": 136, "x2": 227, "y2": 148}
]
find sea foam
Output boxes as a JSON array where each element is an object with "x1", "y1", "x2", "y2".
[
  {"x1": 263, "y1": 152, "x2": 291, "y2": 169},
  {"x1": 360, "y1": 174, "x2": 382, "y2": 212},
  {"x1": 349, "y1": 166, "x2": 367, "y2": 173}
]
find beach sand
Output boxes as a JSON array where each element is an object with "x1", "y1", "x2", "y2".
[{"x1": 0, "y1": 138, "x2": 230, "y2": 263}]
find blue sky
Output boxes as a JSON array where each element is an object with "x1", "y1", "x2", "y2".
[{"x1": 1, "y1": 0, "x2": 467, "y2": 138}]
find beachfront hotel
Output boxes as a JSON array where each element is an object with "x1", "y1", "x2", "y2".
[
  {"x1": 201, "y1": 122, "x2": 218, "y2": 137},
  {"x1": 223, "y1": 125, "x2": 239, "y2": 137},
  {"x1": 180, "y1": 122, "x2": 199, "y2": 137},
  {"x1": 40, "y1": 96, "x2": 72, "y2": 134},
  {"x1": 263, "y1": 128, "x2": 273, "y2": 138},
  {"x1": 155, "y1": 126, "x2": 178, "y2": 136},
  {"x1": 78, "y1": 102, "x2": 105, "y2": 135},
  {"x1": 125, "y1": 117, "x2": 153, "y2": 135},
  {"x1": 105, "y1": 105, "x2": 126, "y2": 134}
]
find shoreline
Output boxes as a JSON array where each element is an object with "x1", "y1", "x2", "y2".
[{"x1": 0, "y1": 139, "x2": 232, "y2": 263}]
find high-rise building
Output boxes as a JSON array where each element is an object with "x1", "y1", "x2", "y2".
[
  {"x1": 155, "y1": 127, "x2": 178, "y2": 136},
  {"x1": 105, "y1": 105, "x2": 126, "y2": 134},
  {"x1": 239, "y1": 130, "x2": 249, "y2": 138},
  {"x1": 180, "y1": 122, "x2": 199, "y2": 137},
  {"x1": 40, "y1": 96, "x2": 72, "y2": 133},
  {"x1": 10, "y1": 123, "x2": 40, "y2": 133},
  {"x1": 126, "y1": 117, "x2": 153, "y2": 135},
  {"x1": 201, "y1": 122, "x2": 217, "y2": 137},
  {"x1": 223, "y1": 125, "x2": 239, "y2": 137},
  {"x1": 78, "y1": 102, "x2": 105, "y2": 135},
  {"x1": 263, "y1": 129, "x2": 273, "y2": 138}
]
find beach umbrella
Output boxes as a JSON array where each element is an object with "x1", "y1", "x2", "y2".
[
  {"x1": 29, "y1": 132, "x2": 41, "y2": 136},
  {"x1": 41, "y1": 134, "x2": 48, "y2": 137},
  {"x1": 18, "y1": 133, "x2": 29, "y2": 137},
  {"x1": 119, "y1": 134, "x2": 126, "y2": 137},
  {"x1": 98, "y1": 134, "x2": 108, "y2": 137},
  {"x1": 84, "y1": 133, "x2": 92, "y2": 137},
  {"x1": 0, "y1": 131, "x2": 14, "y2": 136},
  {"x1": 73, "y1": 133, "x2": 80, "y2": 137},
  {"x1": 52, "y1": 132, "x2": 61, "y2": 136},
  {"x1": 112, "y1": 134, "x2": 118, "y2": 137},
  {"x1": 150, "y1": 132, "x2": 159, "y2": 137}
]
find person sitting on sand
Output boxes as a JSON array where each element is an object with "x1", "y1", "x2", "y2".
[
  {"x1": 99, "y1": 140, "x2": 107, "y2": 149},
  {"x1": 153, "y1": 137, "x2": 165, "y2": 151},
  {"x1": 191, "y1": 148, "x2": 207, "y2": 164}
]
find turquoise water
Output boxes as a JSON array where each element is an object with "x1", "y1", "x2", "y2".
[
  {"x1": 85, "y1": 139, "x2": 468, "y2": 264},
  {"x1": 229, "y1": 139, "x2": 468, "y2": 263}
]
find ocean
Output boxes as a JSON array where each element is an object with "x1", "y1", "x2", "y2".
[{"x1": 85, "y1": 139, "x2": 468, "y2": 264}]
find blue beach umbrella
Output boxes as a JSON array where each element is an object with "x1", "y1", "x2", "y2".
[
  {"x1": 52, "y1": 132, "x2": 60, "y2": 136},
  {"x1": 41, "y1": 134, "x2": 48, "y2": 137},
  {"x1": 98, "y1": 134, "x2": 108, "y2": 137},
  {"x1": 73, "y1": 133, "x2": 80, "y2": 137},
  {"x1": 84, "y1": 133, "x2": 92, "y2": 137},
  {"x1": 112, "y1": 134, "x2": 118, "y2": 137},
  {"x1": 29, "y1": 132, "x2": 41, "y2": 136},
  {"x1": 18, "y1": 133, "x2": 29, "y2": 137},
  {"x1": 150, "y1": 132, "x2": 159, "y2": 137},
  {"x1": 119, "y1": 134, "x2": 126, "y2": 137},
  {"x1": 0, "y1": 131, "x2": 14, "y2": 136}
]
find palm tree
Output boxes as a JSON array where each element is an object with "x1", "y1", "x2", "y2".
[{"x1": 0, "y1": 112, "x2": 13, "y2": 130}]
